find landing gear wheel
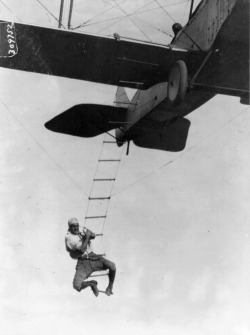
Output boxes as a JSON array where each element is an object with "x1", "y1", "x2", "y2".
[{"x1": 167, "y1": 60, "x2": 188, "y2": 106}]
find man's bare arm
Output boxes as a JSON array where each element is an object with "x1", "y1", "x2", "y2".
[{"x1": 79, "y1": 230, "x2": 92, "y2": 253}]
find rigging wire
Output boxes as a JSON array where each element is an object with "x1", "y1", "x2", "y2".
[
  {"x1": 75, "y1": 0, "x2": 158, "y2": 31},
  {"x1": 34, "y1": 0, "x2": 66, "y2": 28},
  {"x1": 0, "y1": 0, "x2": 23, "y2": 22},
  {"x1": 154, "y1": 0, "x2": 176, "y2": 23},
  {"x1": 127, "y1": 13, "x2": 174, "y2": 39},
  {"x1": 111, "y1": 0, "x2": 153, "y2": 42},
  {"x1": 180, "y1": 0, "x2": 190, "y2": 24},
  {"x1": 73, "y1": 0, "x2": 189, "y2": 30},
  {"x1": 97, "y1": 0, "x2": 176, "y2": 35},
  {"x1": 0, "y1": 95, "x2": 90, "y2": 198},
  {"x1": 111, "y1": 106, "x2": 250, "y2": 198},
  {"x1": 110, "y1": 0, "x2": 175, "y2": 40},
  {"x1": 73, "y1": 0, "x2": 127, "y2": 29}
]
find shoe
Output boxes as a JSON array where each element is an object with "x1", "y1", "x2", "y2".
[{"x1": 90, "y1": 283, "x2": 99, "y2": 297}]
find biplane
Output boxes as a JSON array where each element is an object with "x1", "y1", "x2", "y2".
[{"x1": 0, "y1": 0, "x2": 249, "y2": 149}]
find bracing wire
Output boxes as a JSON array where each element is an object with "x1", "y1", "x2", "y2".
[
  {"x1": 77, "y1": 0, "x2": 158, "y2": 31},
  {"x1": 106, "y1": 0, "x2": 197, "y2": 47},
  {"x1": 0, "y1": 0, "x2": 23, "y2": 22},
  {"x1": 99, "y1": 0, "x2": 189, "y2": 35},
  {"x1": 180, "y1": 0, "x2": 190, "y2": 24},
  {"x1": 127, "y1": 14, "x2": 174, "y2": 39},
  {"x1": 111, "y1": 0, "x2": 183, "y2": 41},
  {"x1": 97, "y1": 0, "x2": 164, "y2": 35},
  {"x1": 0, "y1": 96, "x2": 90, "y2": 198},
  {"x1": 34, "y1": 0, "x2": 66, "y2": 28},
  {"x1": 102, "y1": 0, "x2": 125, "y2": 8},
  {"x1": 74, "y1": 0, "x2": 154, "y2": 30},
  {"x1": 111, "y1": 0, "x2": 153, "y2": 42},
  {"x1": 73, "y1": 0, "x2": 189, "y2": 30},
  {"x1": 154, "y1": 0, "x2": 176, "y2": 23},
  {"x1": 73, "y1": 0, "x2": 127, "y2": 29},
  {"x1": 111, "y1": 106, "x2": 250, "y2": 198}
]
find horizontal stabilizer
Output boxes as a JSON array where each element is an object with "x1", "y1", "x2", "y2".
[
  {"x1": 115, "y1": 87, "x2": 130, "y2": 108},
  {"x1": 45, "y1": 104, "x2": 127, "y2": 138}
]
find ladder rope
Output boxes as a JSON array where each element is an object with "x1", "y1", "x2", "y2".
[
  {"x1": 83, "y1": 131, "x2": 125, "y2": 264},
  {"x1": 102, "y1": 140, "x2": 125, "y2": 238}
]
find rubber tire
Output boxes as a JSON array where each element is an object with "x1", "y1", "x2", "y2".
[{"x1": 167, "y1": 60, "x2": 188, "y2": 106}]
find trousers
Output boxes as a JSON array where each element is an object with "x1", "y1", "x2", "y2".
[{"x1": 73, "y1": 252, "x2": 116, "y2": 291}]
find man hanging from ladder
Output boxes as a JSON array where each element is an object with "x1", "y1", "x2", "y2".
[{"x1": 65, "y1": 218, "x2": 116, "y2": 297}]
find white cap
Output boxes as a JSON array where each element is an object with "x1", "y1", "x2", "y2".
[{"x1": 68, "y1": 218, "x2": 79, "y2": 227}]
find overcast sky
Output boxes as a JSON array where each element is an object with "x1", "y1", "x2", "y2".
[{"x1": 0, "y1": 1, "x2": 250, "y2": 335}]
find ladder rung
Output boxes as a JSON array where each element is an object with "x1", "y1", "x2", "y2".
[
  {"x1": 93, "y1": 178, "x2": 116, "y2": 181},
  {"x1": 89, "y1": 273, "x2": 108, "y2": 277},
  {"x1": 85, "y1": 216, "x2": 106, "y2": 220},
  {"x1": 89, "y1": 197, "x2": 111, "y2": 200},
  {"x1": 98, "y1": 159, "x2": 121, "y2": 162}
]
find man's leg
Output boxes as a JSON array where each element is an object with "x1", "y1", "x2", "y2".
[
  {"x1": 80, "y1": 280, "x2": 99, "y2": 297},
  {"x1": 73, "y1": 260, "x2": 99, "y2": 297},
  {"x1": 102, "y1": 259, "x2": 116, "y2": 296}
]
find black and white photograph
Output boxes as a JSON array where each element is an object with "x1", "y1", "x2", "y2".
[{"x1": 0, "y1": 1, "x2": 249, "y2": 334}]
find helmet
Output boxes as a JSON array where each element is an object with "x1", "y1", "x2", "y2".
[{"x1": 172, "y1": 23, "x2": 182, "y2": 36}]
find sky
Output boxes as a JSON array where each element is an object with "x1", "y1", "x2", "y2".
[{"x1": 0, "y1": 1, "x2": 250, "y2": 335}]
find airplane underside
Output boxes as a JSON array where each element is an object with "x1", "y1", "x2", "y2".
[
  {"x1": 0, "y1": 0, "x2": 249, "y2": 148},
  {"x1": 0, "y1": 20, "x2": 203, "y2": 90}
]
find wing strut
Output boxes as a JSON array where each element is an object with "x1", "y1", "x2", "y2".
[
  {"x1": 189, "y1": 0, "x2": 195, "y2": 20},
  {"x1": 58, "y1": 0, "x2": 65, "y2": 28},
  {"x1": 68, "y1": 0, "x2": 74, "y2": 29},
  {"x1": 190, "y1": 50, "x2": 213, "y2": 86}
]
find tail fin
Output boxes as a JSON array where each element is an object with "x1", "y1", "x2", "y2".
[
  {"x1": 115, "y1": 87, "x2": 130, "y2": 108},
  {"x1": 115, "y1": 87, "x2": 130, "y2": 146}
]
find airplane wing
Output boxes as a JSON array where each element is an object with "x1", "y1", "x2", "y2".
[
  {"x1": 124, "y1": 90, "x2": 216, "y2": 150},
  {"x1": 0, "y1": 20, "x2": 204, "y2": 90},
  {"x1": 189, "y1": 0, "x2": 249, "y2": 104}
]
